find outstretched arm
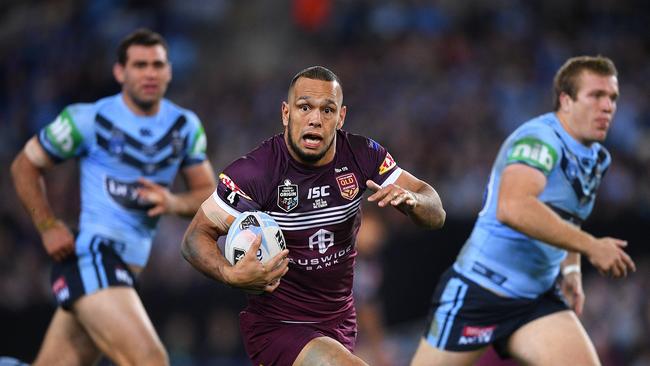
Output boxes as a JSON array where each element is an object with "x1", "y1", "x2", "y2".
[
  {"x1": 10, "y1": 137, "x2": 75, "y2": 261},
  {"x1": 497, "y1": 163, "x2": 635, "y2": 278},
  {"x1": 366, "y1": 170, "x2": 445, "y2": 229},
  {"x1": 181, "y1": 198, "x2": 289, "y2": 293}
]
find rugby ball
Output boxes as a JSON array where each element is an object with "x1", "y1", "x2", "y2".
[{"x1": 224, "y1": 211, "x2": 286, "y2": 265}]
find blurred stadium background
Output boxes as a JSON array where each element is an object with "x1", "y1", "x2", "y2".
[{"x1": 1, "y1": 1, "x2": 648, "y2": 365}]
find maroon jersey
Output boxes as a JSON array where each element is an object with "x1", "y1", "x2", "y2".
[{"x1": 213, "y1": 130, "x2": 401, "y2": 322}]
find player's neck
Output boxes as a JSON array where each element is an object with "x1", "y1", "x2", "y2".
[
  {"x1": 121, "y1": 93, "x2": 161, "y2": 116},
  {"x1": 555, "y1": 112, "x2": 591, "y2": 146}
]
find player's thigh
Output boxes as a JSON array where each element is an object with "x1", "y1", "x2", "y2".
[
  {"x1": 293, "y1": 336, "x2": 367, "y2": 366},
  {"x1": 410, "y1": 338, "x2": 487, "y2": 366},
  {"x1": 507, "y1": 310, "x2": 600, "y2": 366},
  {"x1": 33, "y1": 308, "x2": 101, "y2": 366},
  {"x1": 73, "y1": 286, "x2": 167, "y2": 365}
]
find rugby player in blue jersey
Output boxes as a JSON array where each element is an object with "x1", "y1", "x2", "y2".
[
  {"x1": 10, "y1": 29, "x2": 215, "y2": 365},
  {"x1": 410, "y1": 56, "x2": 636, "y2": 366}
]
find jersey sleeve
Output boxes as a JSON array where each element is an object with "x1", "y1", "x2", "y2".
[
  {"x1": 211, "y1": 155, "x2": 266, "y2": 217},
  {"x1": 38, "y1": 106, "x2": 93, "y2": 162},
  {"x1": 181, "y1": 111, "x2": 207, "y2": 168},
  {"x1": 505, "y1": 126, "x2": 562, "y2": 176},
  {"x1": 352, "y1": 135, "x2": 402, "y2": 188}
]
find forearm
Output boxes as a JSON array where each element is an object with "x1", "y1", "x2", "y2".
[
  {"x1": 407, "y1": 184, "x2": 446, "y2": 229},
  {"x1": 181, "y1": 223, "x2": 231, "y2": 283},
  {"x1": 171, "y1": 186, "x2": 215, "y2": 217},
  {"x1": 499, "y1": 197, "x2": 593, "y2": 254},
  {"x1": 562, "y1": 251, "x2": 581, "y2": 266},
  {"x1": 10, "y1": 152, "x2": 57, "y2": 231}
]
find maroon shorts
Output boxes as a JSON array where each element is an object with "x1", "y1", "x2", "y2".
[{"x1": 239, "y1": 308, "x2": 357, "y2": 365}]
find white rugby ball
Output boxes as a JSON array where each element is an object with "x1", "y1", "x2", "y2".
[{"x1": 224, "y1": 211, "x2": 286, "y2": 265}]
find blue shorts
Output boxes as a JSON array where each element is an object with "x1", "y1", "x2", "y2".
[
  {"x1": 50, "y1": 234, "x2": 136, "y2": 311},
  {"x1": 239, "y1": 307, "x2": 357, "y2": 365},
  {"x1": 423, "y1": 267, "x2": 568, "y2": 358}
]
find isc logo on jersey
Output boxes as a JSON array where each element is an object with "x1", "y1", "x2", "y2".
[
  {"x1": 46, "y1": 110, "x2": 82, "y2": 158},
  {"x1": 507, "y1": 137, "x2": 558, "y2": 174},
  {"x1": 224, "y1": 211, "x2": 286, "y2": 266}
]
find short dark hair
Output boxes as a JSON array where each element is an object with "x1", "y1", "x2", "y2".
[
  {"x1": 288, "y1": 66, "x2": 342, "y2": 94},
  {"x1": 116, "y1": 28, "x2": 169, "y2": 65},
  {"x1": 553, "y1": 55, "x2": 617, "y2": 111}
]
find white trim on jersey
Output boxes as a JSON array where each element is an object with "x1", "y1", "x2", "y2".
[
  {"x1": 213, "y1": 168, "x2": 401, "y2": 232},
  {"x1": 268, "y1": 197, "x2": 362, "y2": 231},
  {"x1": 270, "y1": 196, "x2": 362, "y2": 218},
  {"x1": 381, "y1": 167, "x2": 403, "y2": 187},
  {"x1": 211, "y1": 191, "x2": 242, "y2": 218},
  {"x1": 273, "y1": 207, "x2": 361, "y2": 231}
]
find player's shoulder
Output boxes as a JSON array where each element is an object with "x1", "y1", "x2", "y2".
[
  {"x1": 338, "y1": 129, "x2": 386, "y2": 154},
  {"x1": 220, "y1": 134, "x2": 286, "y2": 202},
  {"x1": 161, "y1": 98, "x2": 201, "y2": 125},
  {"x1": 503, "y1": 113, "x2": 564, "y2": 174},
  {"x1": 64, "y1": 95, "x2": 116, "y2": 121},
  {"x1": 511, "y1": 113, "x2": 559, "y2": 141}
]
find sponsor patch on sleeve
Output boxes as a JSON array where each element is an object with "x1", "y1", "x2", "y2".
[
  {"x1": 190, "y1": 125, "x2": 207, "y2": 155},
  {"x1": 378, "y1": 152, "x2": 397, "y2": 175},
  {"x1": 45, "y1": 109, "x2": 83, "y2": 158},
  {"x1": 507, "y1": 137, "x2": 558, "y2": 175},
  {"x1": 219, "y1": 173, "x2": 252, "y2": 201}
]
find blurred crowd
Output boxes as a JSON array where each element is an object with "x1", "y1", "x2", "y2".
[{"x1": 1, "y1": 1, "x2": 648, "y2": 365}]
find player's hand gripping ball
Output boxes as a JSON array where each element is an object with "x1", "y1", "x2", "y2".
[{"x1": 224, "y1": 211, "x2": 286, "y2": 265}]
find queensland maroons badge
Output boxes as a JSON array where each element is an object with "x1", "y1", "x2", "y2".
[{"x1": 336, "y1": 173, "x2": 359, "y2": 200}]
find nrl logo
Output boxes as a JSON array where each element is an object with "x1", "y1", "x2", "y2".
[{"x1": 277, "y1": 179, "x2": 299, "y2": 212}]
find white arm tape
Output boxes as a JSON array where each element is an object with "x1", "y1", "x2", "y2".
[
  {"x1": 562, "y1": 264, "x2": 581, "y2": 276},
  {"x1": 200, "y1": 196, "x2": 233, "y2": 233}
]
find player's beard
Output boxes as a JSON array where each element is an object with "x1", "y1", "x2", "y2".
[
  {"x1": 125, "y1": 85, "x2": 165, "y2": 114},
  {"x1": 129, "y1": 91, "x2": 157, "y2": 113},
  {"x1": 286, "y1": 117, "x2": 335, "y2": 164}
]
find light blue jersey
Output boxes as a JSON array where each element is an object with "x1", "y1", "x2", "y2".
[
  {"x1": 38, "y1": 93, "x2": 207, "y2": 267},
  {"x1": 454, "y1": 112, "x2": 610, "y2": 298}
]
